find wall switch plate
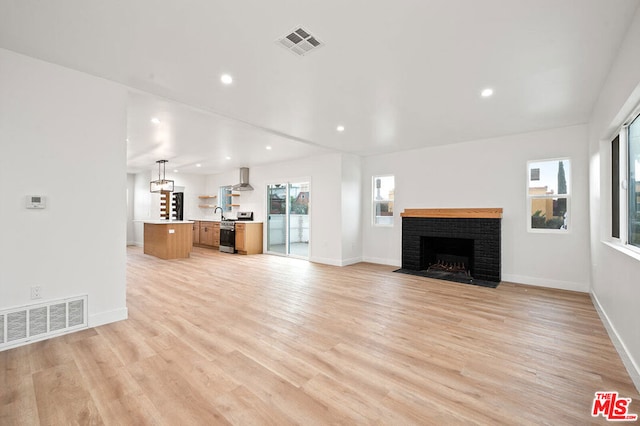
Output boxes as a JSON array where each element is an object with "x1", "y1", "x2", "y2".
[{"x1": 30, "y1": 286, "x2": 42, "y2": 299}]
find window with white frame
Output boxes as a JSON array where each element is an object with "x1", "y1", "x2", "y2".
[
  {"x1": 219, "y1": 185, "x2": 232, "y2": 212},
  {"x1": 612, "y1": 112, "x2": 640, "y2": 249},
  {"x1": 629, "y1": 115, "x2": 640, "y2": 247},
  {"x1": 527, "y1": 159, "x2": 571, "y2": 231},
  {"x1": 373, "y1": 175, "x2": 394, "y2": 226}
]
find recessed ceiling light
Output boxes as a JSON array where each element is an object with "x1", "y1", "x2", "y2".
[
  {"x1": 173, "y1": 169, "x2": 179, "y2": 173},
  {"x1": 266, "y1": 146, "x2": 272, "y2": 150},
  {"x1": 196, "y1": 164, "x2": 202, "y2": 168},
  {"x1": 481, "y1": 88, "x2": 494, "y2": 98},
  {"x1": 336, "y1": 125, "x2": 345, "y2": 132},
  {"x1": 225, "y1": 156, "x2": 231, "y2": 160},
  {"x1": 151, "y1": 117, "x2": 160, "y2": 124},
  {"x1": 220, "y1": 74, "x2": 233, "y2": 85}
]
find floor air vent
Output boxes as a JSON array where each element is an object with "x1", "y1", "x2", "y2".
[
  {"x1": 276, "y1": 26, "x2": 323, "y2": 56},
  {"x1": 0, "y1": 295, "x2": 88, "y2": 351}
]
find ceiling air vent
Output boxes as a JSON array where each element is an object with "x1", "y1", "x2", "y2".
[{"x1": 276, "y1": 26, "x2": 323, "y2": 56}]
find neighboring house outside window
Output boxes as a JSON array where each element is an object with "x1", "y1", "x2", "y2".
[
  {"x1": 373, "y1": 175, "x2": 394, "y2": 226},
  {"x1": 527, "y1": 159, "x2": 571, "y2": 232}
]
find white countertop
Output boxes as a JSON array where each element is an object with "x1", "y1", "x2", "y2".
[
  {"x1": 190, "y1": 219, "x2": 263, "y2": 224},
  {"x1": 140, "y1": 220, "x2": 194, "y2": 224}
]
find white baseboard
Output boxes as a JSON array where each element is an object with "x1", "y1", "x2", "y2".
[
  {"x1": 340, "y1": 256, "x2": 363, "y2": 266},
  {"x1": 362, "y1": 256, "x2": 401, "y2": 267},
  {"x1": 501, "y1": 274, "x2": 588, "y2": 293},
  {"x1": 309, "y1": 256, "x2": 341, "y2": 266},
  {"x1": 89, "y1": 307, "x2": 128, "y2": 328},
  {"x1": 309, "y1": 256, "x2": 363, "y2": 267},
  {"x1": 591, "y1": 293, "x2": 640, "y2": 393}
]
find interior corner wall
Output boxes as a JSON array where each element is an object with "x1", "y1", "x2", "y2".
[
  {"x1": 127, "y1": 173, "x2": 136, "y2": 245},
  {"x1": 361, "y1": 124, "x2": 591, "y2": 292},
  {"x1": 255, "y1": 152, "x2": 343, "y2": 266},
  {"x1": 204, "y1": 153, "x2": 345, "y2": 265},
  {"x1": 132, "y1": 171, "x2": 153, "y2": 246},
  {"x1": 341, "y1": 154, "x2": 363, "y2": 265},
  {"x1": 588, "y1": 5, "x2": 640, "y2": 386},
  {"x1": 0, "y1": 48, "x2": 128, "y2": 327}
]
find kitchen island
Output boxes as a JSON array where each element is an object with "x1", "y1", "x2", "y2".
[{"x1": 143, "y1": 220, "x2": 194, "y2": 259}]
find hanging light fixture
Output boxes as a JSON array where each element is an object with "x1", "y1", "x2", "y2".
[{"x1": 150, "y1": 160, "x2": 174, "y2": 193}]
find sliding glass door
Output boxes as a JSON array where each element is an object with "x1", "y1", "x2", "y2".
[
  {"x1": 288, "y1": 181, "x2": 310, "y2": 257},
  {"x1": 267, "y1": 183, "x2": 287, "y2": 255},
  {"x1": 267, "y1": 182, "x2": 310, "y2": 258}
]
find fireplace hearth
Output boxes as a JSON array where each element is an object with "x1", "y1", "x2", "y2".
[{"x1": 396, "y1": 208, "x2": 502, "y2": 288}]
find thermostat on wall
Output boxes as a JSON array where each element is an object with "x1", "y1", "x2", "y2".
[{"x1": 26, "y1": 195, "x2": 46, "y2": 209}]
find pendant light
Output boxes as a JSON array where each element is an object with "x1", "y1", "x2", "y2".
[{"x1": 150, "y1": 160, "x2": 174, "y2": 193}]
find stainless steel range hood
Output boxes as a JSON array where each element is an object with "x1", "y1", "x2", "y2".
[{"x1": 231, "y1": 167, "x2": 254, "y2": 191}]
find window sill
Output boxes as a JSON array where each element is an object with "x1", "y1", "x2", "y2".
[
  {"x1": 602, "y1": 241, "x2": 640, "y2": 262},
  {"x1": 527, "y1": 228, "x2": 570, "y2": 234}
]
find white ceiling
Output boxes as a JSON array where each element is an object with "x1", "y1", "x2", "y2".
[{"x1": 1, "y1": 0, "x2": 638, "y2": 174}]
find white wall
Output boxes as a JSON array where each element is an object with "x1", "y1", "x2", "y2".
[
  {"x1": 131, "y1": 172, "x2": 152, "y2": 245},
  {"x1": 0, "y1": 48, "x2": 128, "y2": 326},
  {"x1": 362, "y1": 124, "x2": 592, "y2": 292},
  {"x1": 588, "y1": 6, "x2": 640, "y2": 385},
  {"x1": 127, "y1": 174, "x2": 136, "y2": 245},
  {"x1": 204, "y1": 153, "x2": 351, "y2": 265},
  {"x1": 173, "y1": 172, "x2": 207, "y2": 221},
  {"x1": 341, "y1": 154, "x2": 363, "y2": 265},
  {"x1": 130, "y1": 170, "x2": 206, "y2": 246},
  {"x1": 203, "y1": 168, "x2": 257, "y2": 221}
]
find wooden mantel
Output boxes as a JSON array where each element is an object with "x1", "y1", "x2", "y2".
[{"x1": 400, "y1": 208, "x2": 503, "y2": 219}]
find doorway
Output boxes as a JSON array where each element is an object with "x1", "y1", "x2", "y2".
[{"x1": 266, "y1": 181, "x2": 310, "y2": 258}]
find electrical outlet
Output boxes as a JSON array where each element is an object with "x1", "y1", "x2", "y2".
[{"x1": 31, "y1": 286, "x2": 42, "y2": 299}]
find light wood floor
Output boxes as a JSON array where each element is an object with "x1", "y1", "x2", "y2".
[{"x1": 1, "y1": 246, "x2": 638, "y2": 425}]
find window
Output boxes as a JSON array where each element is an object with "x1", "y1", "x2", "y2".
[
  {"x1": 527, "y1": 159, "x2": 570, "y2": 231},
  {"x1": 219, "y1": 185, "x2": 232, "y2": 212},
  {"x1": 612, "y1": 113, "x2": 640, "y2": 250},
  {"x1": 628, "y1": 114, "x2": 640, "y2": 247},
  {"x1": 612, "y1": 135, "x2": 620, "y2": 238},
  {"x1": 373, "y1": 175, "x2": 394, "y2": 226}
]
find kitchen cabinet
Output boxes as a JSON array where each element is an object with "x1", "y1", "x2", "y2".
[
  {"x1": 235, "y1": 224, "x2": 245, "y2": 251},
  {"x1": 235, "y1": 222, "x2": 263, "y2": 255},
  {"x1": 144, "y1": 222, "x2": 193, "y2": 259},
  {"x1": 212, "y1": 222, "x2": 220, "y2": 247},
  {"x1": 192, "y1": 221, "x2": 200, "y2": 244},
  {"x1": 198, "y1": 221, "x2": 219, "y2": 247}
]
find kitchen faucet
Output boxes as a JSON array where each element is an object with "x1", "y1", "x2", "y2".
[{"x1": 213, "y1": 206, "x2": 225, "y2": 220}]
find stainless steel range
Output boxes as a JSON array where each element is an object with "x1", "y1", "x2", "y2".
[
  {"x1": 219, "y1": 212, "x2": 254, "y2": 254},
  {"x1": 219, "y1": 219, "x2": 236, "y2": 253}
]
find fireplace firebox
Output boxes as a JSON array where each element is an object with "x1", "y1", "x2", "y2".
[
  {"x1": 423, "y1": 236, "x2": 474, "y2": 277},
  {"x1": 397, "y1": 208, "x2": 502, "y2": 287}
]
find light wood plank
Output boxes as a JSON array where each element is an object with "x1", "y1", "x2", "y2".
[
  {"x1": 32, "y1": 361, "x2": 103, "y2": 425},
  {"x1": 0, "y1": 245, "x2": 637, "y2": 425},
  {"x1": 401, "y1": 207, "x2": 503, "y2": 218},
  {"x1": 0, "y1": 346, "x2": 40, "y2": 425}
]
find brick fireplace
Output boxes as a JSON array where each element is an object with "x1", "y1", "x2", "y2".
[{"x1": 398, "y1": 208, "x2": 502, "y2": 287}]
